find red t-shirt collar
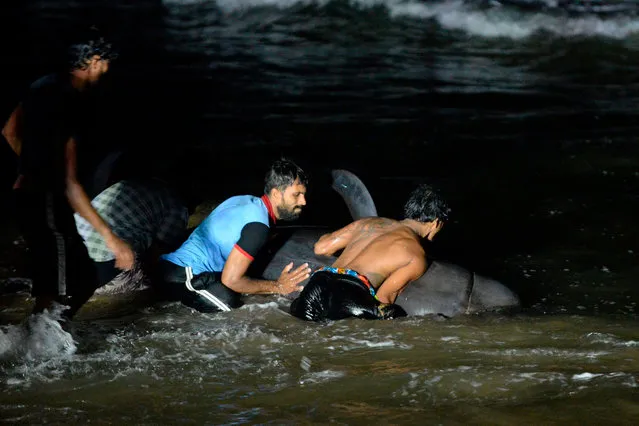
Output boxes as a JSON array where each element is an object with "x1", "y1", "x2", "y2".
[{"x1": 261, "y1": 194, "x2": 277, "y2": 224}]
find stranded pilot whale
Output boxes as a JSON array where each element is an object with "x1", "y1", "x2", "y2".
[{"x1": 257, "y1": 170, "x2": 520, "y2": 319}]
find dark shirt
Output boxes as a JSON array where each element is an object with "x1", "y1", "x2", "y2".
[{"x1": 19, "y1": 73, "x2": 82, "y2": 192}]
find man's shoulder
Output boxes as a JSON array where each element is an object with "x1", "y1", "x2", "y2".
[
  {"x1": 23, "y1": 73, "x2": 73, "y2": 107},
  {"x1": 28, "y1": 73, "x2": 66, "y2": 92},
  {"x1": 354, "y1": 217, "x2": 399, "y2": 230},
  {"x1": 393, "y1": 235, "x2": 426, "y2": 262},
  {"x1": 219, "y1": 195, "x2": 266, "y2": 214},
  {"x1": 362, "y1": 217, "x2": 397, "y2": 224},
  {"x1": 379, "y1": 238, "x2": 426, "y2": 277},
  {"x1": 222, "y1": 194, "x2": 260, "y2": 205},
  {"x1": 205, "y1": 194, "x2": 268, "y2": 226}
]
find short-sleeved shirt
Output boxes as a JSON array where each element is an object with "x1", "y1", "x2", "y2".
[
  {"x1": 74, "y1": 179, "x2": 189, "y2": 262},
  {"x1": 160, "y1": 194, "x2": 276, "y2": 276},
  {"x1": 19, "y1": 73, "x2": 82, "y2": 191}
]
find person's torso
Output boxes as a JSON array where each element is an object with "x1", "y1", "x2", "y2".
[
  {"x1": 161, "y1": 195, "x2": 270, "y2": 275},
  {"x1": 19, "y1": 73, "x2": 83, "y2": 191},
  {"x1": 332, "y1": 218, "x2": 424, "y2": 288}
]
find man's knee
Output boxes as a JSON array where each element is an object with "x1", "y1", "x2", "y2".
[{"x1": 183, "y1": 272, "x2": 243, "y2": 313}]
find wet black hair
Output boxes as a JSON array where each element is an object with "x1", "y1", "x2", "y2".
[
  {"x1": 263, "y1": 158, "x2": 308, "y2": 194},
  {"x1": 66, "y1": 29, "x2": 118, "y2": 71},
  {"x1": 403, "y1": 183, "x2": 450, "y2": 223}
]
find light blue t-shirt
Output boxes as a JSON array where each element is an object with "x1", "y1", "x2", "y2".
[{"x1": 161, "y1": 195, "x2": 271, "y2": 275}]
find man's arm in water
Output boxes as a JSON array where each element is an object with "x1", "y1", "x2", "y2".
[
  {"x1": 314, "y1": 221, "x2": 359, "y2": 256},
  {"x1": 2, "y1": 103, "x2": 23, "y2": 156},
  {"x1": 375, "y1": 251, "x2": 427, "y2": 304},
  {"x1": 221, "y1": 246, "x2": 310, "y2": 295},
  {"x1": 64, "y1": 137, "x2": 135, "y2": 271}
]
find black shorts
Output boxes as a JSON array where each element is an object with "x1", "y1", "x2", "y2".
[
  {"x1": 14, "y1": 189, "x2": 98, "y2": 301},
  {"x1": 290, "y1": 270, "x2": 407, "y2": 321},
  {"x1": 156, "y1": 259, "x2": 243, "y2": 313}
]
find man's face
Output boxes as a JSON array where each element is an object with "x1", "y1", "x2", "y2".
[
  {"x1": 275, "y1": 179, "x2": 307, "y2": 221},
  {"x1": 87, "y1": 55, "x2": 110, "y2": 84}
]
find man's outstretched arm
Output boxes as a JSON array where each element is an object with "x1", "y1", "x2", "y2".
[
  {"x1": 221, "y1": 222, "x2": 310, "y2": 295},
  {"x1": 221, "y1": 246, "x2": 309, "y2": 295},
  {"x1": 314, "y1": 221, "x2": 358, "y2": 256}
]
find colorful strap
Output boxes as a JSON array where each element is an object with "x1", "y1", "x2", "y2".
[{"x1": 314, "y1": 266, "x2": 378, "y2": 300}]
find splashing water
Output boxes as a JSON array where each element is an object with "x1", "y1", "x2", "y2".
[{"x1": 0, "y1": 303, "x2": 77, "y2": 363}]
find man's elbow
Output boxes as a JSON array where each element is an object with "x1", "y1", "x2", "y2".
[
  {"x1": 64, "y1": 178, "x2": 81, "y2": 200},
  {"x1": 221, "y1": 279, "x2": 239, "y2": 293},
  {"x1": 313, "y1": 242, "x2": 328, "y2": 256},
  {"x1": 376, "y1": 292, "x2": 393, "y2": 304},
  {"x1": 376, "y1": 285, "x2": 402, "y2": 305},
  {"x1": 378, "y1": 294, "x2": 400, "y2": 305},
  {"x1": 2, "y1": 128, "x2": 19, "y2": 154},
  {"x1": 220, "y1": 273, "x2": 244, "y2": 293}
]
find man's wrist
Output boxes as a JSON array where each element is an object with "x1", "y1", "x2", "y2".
[{"x1": 103, "y1": 231, "x2": 119, "y2": 246}]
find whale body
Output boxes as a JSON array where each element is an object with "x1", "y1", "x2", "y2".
[{"x1": 258, "y1": 170, "x2": 520, "y2": 318}]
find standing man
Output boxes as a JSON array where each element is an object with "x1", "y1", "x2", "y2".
[
  {"x1": 291, "y1": 183, "x2": 449, "y2": 321},
  {"x1": 2, "y1": 34, "x2": 135, "y2": 320},
  {"x1": 157, "y1": 158, "x2": 312, "y2": 313}
]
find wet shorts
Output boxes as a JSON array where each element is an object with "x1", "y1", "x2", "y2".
[
  {"x1": 289, "y1": 268, "x2": 406, "y2": 322},
  {"x1": 312, "y1": 266, "x2": 377, "y2": 299},
  {"x1": 156, "y1": 259, "x2": 243, "y2": 313}
]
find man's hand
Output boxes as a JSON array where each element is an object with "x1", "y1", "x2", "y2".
[
  {"x1": 106, "y1": 235, "x2": 135, "y2": 271},
  {"x1": 276, "y1": 262, "x2": 311, "y2": 294}
]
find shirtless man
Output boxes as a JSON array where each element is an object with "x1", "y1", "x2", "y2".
[{"x1": 290, "y1": 183, "x2": 449, "y2": 321}]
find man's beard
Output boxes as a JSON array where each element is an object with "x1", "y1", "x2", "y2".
[{"x1": 277, "y1": 205, "x2": 302, "y2": 221}]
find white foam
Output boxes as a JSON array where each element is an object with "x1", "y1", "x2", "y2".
[
  {"x1": 299, "y1": 369, "x2": 346, "y2": 385},
  {"x1": 584, "y1": 332, "x2": 639, "y2": 347},
  {"x1": 390, "y1": 0, "x2": 639, "y2": 39},
  {"x1": 0, "y1": 304, "x2": 77, "y2": 363},
  {"x1": 326, "y1": 333, "x2": 414, "y2": 350},
  {"x1": 162, "y1": 0, "x2": 639, "y2": 40},
  {"x1": 572, "y1": 372, "x2": 602, "y2": 381}
]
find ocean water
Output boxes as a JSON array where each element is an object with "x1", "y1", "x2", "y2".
[{"x1": 1, "y1": 1, "x2": 638, "y2": 424}]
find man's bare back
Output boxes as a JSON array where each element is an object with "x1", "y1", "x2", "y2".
[
  {"x1": 290, "y1": 184, "x2": 448, "y2": 321},
  {"x1": 314, "y1": 217, "x2": 435, "y2": 304}
]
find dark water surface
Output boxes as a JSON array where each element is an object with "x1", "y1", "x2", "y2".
[{"x1": 1, "y1": 1, "x2": 638, "y2": 424}]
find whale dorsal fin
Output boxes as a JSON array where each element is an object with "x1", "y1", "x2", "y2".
[{"x1": 331, "y1": 169, "x2": 378, "y2": 220}]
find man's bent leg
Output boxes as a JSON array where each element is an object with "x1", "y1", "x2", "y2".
[
  {"x1": 182, "y1": 270, "x2": 243, "y2": 313},
  {"x1": 153, "y1": 260, "x2": 243, "y2": 312}
]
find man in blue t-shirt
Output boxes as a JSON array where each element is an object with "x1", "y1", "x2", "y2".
[{"x1": 156, "y1": 159, "x2": 311, "y2": 312}]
